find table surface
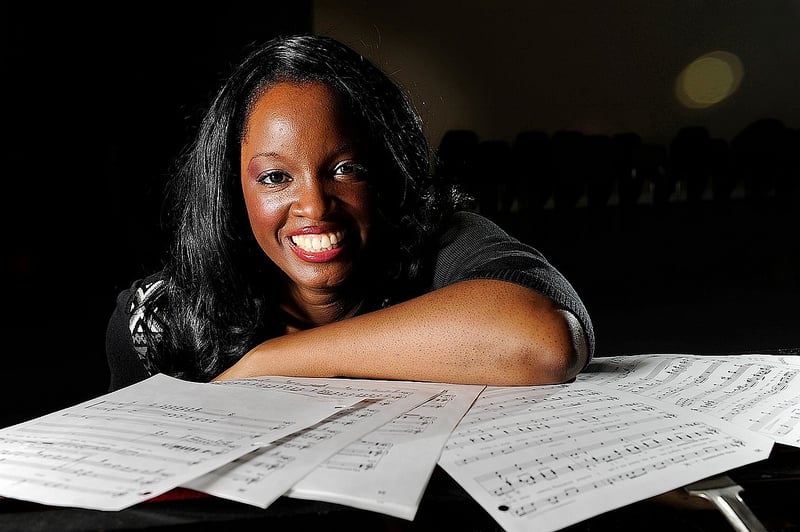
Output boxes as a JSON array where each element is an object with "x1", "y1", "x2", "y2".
[{"x1": 2, "y1": 444, "x2": 797, "y2": 532}]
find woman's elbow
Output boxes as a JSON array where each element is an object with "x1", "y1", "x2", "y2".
[
  {"x1": 503, "y1": 343, "x2": 582, "y2": 386},
  {"x1": 508, "y1": 310, "x2": 589, "y2": 386}
]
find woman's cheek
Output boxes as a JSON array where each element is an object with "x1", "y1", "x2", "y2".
[{"x1": 242, "y1": 192, "x2": 278, "y2": 244}]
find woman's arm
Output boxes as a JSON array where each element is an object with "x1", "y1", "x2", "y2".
[{"x1": 213, "y1": 279, "x2": 588, "y2": 386}]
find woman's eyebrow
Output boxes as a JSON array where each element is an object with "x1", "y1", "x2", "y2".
[
  {"x1": 250, "y1": 151, "x2": 282, "y2": 160},
  {"x1": 333, "y1": 142, "x2": 357, "y2": 155}
]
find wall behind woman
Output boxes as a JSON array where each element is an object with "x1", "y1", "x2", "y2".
[
  {"x1": 313, "y1": 0, "x2": 800, "y2": 357},
  {"x1": 312, "y1": 0, "x2": 800, "y2": 148}
]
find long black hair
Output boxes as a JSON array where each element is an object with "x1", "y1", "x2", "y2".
[{"x1": 140, "y1": 34, "x2": 470, "y2": 381}]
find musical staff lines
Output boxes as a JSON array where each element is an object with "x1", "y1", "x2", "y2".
[
  {"x1": 578, "y1": 354, "x2": 800, "y2": 446},
  {"x1": 439, "y1": 380, "x2": 773, "y2": 532},
  {"x1": 181, "y1": 377, "x2": 446, "y2": 509},
  {"x1": 286, "y1": 383, "x2": 485, "y2": 520},
  {"x1": 0, "y1": 374, "x2": 353, "y2": 510}
]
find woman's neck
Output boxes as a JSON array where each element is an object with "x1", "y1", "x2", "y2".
[{"x1": 280, "y1": 285, "x2": 365, "y2": 332}]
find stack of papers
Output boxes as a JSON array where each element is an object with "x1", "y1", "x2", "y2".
[{"x1": 0, "y1": 353, "x2": 798, "y2": 531}]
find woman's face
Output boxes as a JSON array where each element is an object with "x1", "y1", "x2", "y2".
[{"x1": 240, "y1": 82, "x2": 373, "y2": 294}]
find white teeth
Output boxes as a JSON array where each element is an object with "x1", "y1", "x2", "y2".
[{"x1": 291, "y1": 230, "x2": 345, "y2": 253}]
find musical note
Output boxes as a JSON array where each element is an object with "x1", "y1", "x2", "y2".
[{"x1": 439, "y1": 377, "x2": 774, "y2": 532}]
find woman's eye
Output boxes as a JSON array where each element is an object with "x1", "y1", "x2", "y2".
[
  {"x1": 256, "y1": 171, "x2": 291, "y2": 186},
  {"x1": 333, "y1": 161, "x2": 368, "y2": 181}
]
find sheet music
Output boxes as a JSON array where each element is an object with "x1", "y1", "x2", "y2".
[
  {"x1": 438, "y1": 381, "x2": 773, "y2": 532},
  {"x1": 0, "y1": 374, "x2": 355, "y2": 511},
  {"x1": 736, "y1": 354, "x2": 800, "y2": 366},
  {"x1": 182, "y1": 377, "x2": 446, "y2": 509},
  {"x1": 580, "y1": 354, "x2": 800, "y2": 446},
  {"x1": 286, "y1": 383, "x2": 485, "y2": 520}
]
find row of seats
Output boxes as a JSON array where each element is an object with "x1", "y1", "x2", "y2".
[{"x1": 434, "y1": 118, "x2": 800, "y2": 215}]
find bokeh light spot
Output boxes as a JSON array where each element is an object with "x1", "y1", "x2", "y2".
[{"x1": 676, "y1": 50, "x2": 744, "y2": 109}]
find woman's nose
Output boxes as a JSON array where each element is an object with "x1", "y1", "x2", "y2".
[{"x1": 291, "y1": 178, "x2": 332, "y2": 219}]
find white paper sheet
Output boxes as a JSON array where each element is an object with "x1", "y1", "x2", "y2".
[
  {"x1": 182, "y1": 377, "x2": 446, "y2": 509},
  {"x1": 0, "y1": 374, "x2": 354, "y2": 510},
  {"x1": 438, "y1": 381, "x2": 773, "y2": 532},
  {"x1": 286, "y1": 383, "x2": 485, "y2": 519},
  {"x1": 580, "y1": 353, "x2": 800, "y2": 446},
  {"x1": 2, "y1": 353, "x2": 794, "y2": 525}
]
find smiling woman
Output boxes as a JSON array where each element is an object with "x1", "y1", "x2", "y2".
[
  {"x1": 240, "y1": 82, "x2": 373, "y2": 299},
  {"x1": 104, "y1": 34, "x2": 595, "y2": 390}
]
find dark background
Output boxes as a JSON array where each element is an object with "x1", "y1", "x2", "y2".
[
  {"x1": 2, "y1": 5, "x2": 313, "y2": 426},
  {"x1": 3, "y1": 3, "x2": 798, "y2": 429}
]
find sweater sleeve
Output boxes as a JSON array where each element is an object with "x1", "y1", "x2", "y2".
[
  {"x1": 104, "y1": 282, "x2": 157, "y2": 391},
  {"x1": 429, "y1": 211, "x2": 595, "y2": 362}
]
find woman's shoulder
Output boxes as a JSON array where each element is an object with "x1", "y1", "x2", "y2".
[
  {"x1": 429, "y1": 211, "x2": 530, "y2": 285},
  {"x1": 446, "y1": 209, "x2": 492, "y2": 227},
  {"x1": 438, "y1": 210, "x2": 518, "y2": 245}
]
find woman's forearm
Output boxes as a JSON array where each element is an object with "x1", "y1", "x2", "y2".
[{"x1": 213, "y1": 279, "x2": 586, "y2": 386}]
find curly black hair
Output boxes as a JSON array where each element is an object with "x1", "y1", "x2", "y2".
[{"x1": 140, "y1": 34, "x2": 471, "y2": 381}]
